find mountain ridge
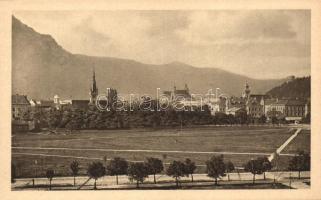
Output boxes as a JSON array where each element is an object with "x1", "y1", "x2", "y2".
[{"x1": 12, "y1": 16, "x2": 286, "y2": 100}]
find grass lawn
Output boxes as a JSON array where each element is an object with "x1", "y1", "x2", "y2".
[
  {"x1": 12, "y1": 126, "x2": 309, "y2": 178},
  {"x1": 281, "y1": 130, "x2": 310, "y2": 154}
]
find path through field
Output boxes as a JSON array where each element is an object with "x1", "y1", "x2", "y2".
[{"x1": 268, "y1": 128, "x2": 302, "y2": 161}]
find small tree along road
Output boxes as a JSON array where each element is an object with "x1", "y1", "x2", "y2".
[
  {"x1": 107, "y1": 157, "x2": 128, "y2": 185},
  {"x1": 46, "y1": 169, "x2": 54, "y2": 190},
  {"x1": 145, "y1": 157, "x2": 163, "y2": 184},
  {"x1": 206, "y1": 155, "x2": 226, "y2": 185},
  {"x1": 225, "y1": 161, "x2": 235, "y2": 181},
  {"x1": 127, "y1": 162, "x2": 149, "y2": 188},
  {"x1": 244, "y1": 157, "x2": 272, "y2": 184},
  {"x1": 288, "y1": 150, "x2": 310, "y2": 179},
  {"x1": 166, "y1": 160, "x2": 186, "y2": 188},
  {"x1": 87, "y1": 162, "x2": 106, "y2": 190},
  {"x1": 259, "y1": 157, "x2": 272, "y2": 180},
  {"x1": 184, "y1": 158, "x2": 196, "y2": 182},
  {"x1": 70, "y1": 160, "x2": 80, "y2": 186},
  {"x1": 11, "y1": 164, "x2": 16, "y2": 183}
]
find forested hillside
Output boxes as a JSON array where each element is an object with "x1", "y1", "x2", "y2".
[{"x1": 266, "y1": 76, "x2": 310, "y2": 99}]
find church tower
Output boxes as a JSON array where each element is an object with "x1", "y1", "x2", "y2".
[
  {"x1": 184, "y1": 83, "x2": 189, "y2": 93},
  {"x1": 242, "y1": 81, "x2": 251, "y2": 99},
  {"x1": 89, "y1": 68, "x2": 98, "y2": 104},
  {"x1": 53, "y1": 94, "x2": 61, "y2": 110}
]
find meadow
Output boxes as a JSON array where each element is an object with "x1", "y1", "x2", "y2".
[{"x1": 12, "y1": 126, "x2": 310, "y2": 178}]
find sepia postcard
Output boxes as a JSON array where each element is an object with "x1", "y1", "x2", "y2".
[{"x1": 1, "y1": 0, "x2": 321, "y2": 200}]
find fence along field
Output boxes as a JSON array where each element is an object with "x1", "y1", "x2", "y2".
[{"x1": 12, "y1": 126, "x2": 310, "y2": 178}]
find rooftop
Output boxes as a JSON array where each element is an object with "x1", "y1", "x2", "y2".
[
  {"x1": 12, "y1": 94, "x2": 30, "y2": 105},
  {"x1": 36, "y1": 100, "x2": 54, "y2": 107}
]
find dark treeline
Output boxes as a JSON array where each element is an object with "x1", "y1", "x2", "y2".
[
  {"x1": 22, "y1": 97, "x2": 310, "y2": 132},
  {"x1": 25, "y1": 104, "x2": 261, "y2": 131}
]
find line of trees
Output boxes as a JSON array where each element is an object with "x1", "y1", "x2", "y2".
[
  {"x1": 23, "y1": 103, "x2": 309, "y2": 132},
  {"x1": 11, "y1": 150, "x2": 310, "y2": 189}
]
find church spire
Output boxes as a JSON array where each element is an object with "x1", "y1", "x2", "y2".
[
  {"x1": 242, "y1": 81, "x2": 251, "y2": 99},
  {"x1": 92, "y1": 68, "x2": 97, "y2": 92},
  {"x1": 89, "y1": 67, "x2": 98, "y2": 104}
]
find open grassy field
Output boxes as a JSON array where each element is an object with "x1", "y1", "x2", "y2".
[
  {"x1": 12, "y1": 126, "x2": 310, "y2": 178},
  {"x1": 282, "y1": 130, "x2": 311, "y2": 154}
]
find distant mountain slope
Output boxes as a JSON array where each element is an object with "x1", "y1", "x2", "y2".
[
  {"x1": 266, "y1": 76, "x2": 310, "y2": 99},
  {"x1": 12, "y1": 16, "x2": 285, "y2": 100}
]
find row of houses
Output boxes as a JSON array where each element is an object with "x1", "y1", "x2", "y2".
[
  {"x1": 11, "y1": 94, "x2": 96, "y2": 132},
  {"x1": 159, "y1": 82, "x2": 310, "y2": 122},
  {"x1": 207, "y1": 84, "x2": 310, "y2": 122},
  {"x1": 161, "y1": 83, "x2": 309, "y2": 121}
]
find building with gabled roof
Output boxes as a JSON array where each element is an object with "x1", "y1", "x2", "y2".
[
  {"x1": 162, "y1": 84, "x2": 192, "y2": 102},
  {"x1": 246, "y1": 97, "x2": 265, "y2": 118},
  {"x1": 285, "y1": 99, "x2": 307, "y2": 120},
  {"x1": 12, "y1": 94, "x2": 30, "y2": 119},
  {"x1": 264, "y1": 99, "x2": 288, "y2": 116}
]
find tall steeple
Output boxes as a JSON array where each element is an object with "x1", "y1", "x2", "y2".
[
  {"x1": 92, "y1": 68, "x2": 97, "y2": 93},
  {"x1": 89, "y1": 67, "x2": 98, "y2": 104},
  {"x1": 184, "y1": 83, "x2": 189, "y2": 93},
  {"x1": 242, "y1": 81, "x2": 251, "y2": 99}
]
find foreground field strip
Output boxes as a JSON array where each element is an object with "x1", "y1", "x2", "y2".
[
  {"x1": 23, "y1": 132, "x2": 286, "y2": 140},
  {"x1": 13, "y1": 132, "x2": 290, "y2": 144},
  {"x1": 12, "y1": 146, "x2": 295, "y2": 156},
  {"x1": 19, "y1": 128, "x2": 289, "y2": 139},
  {"x1": 12, "y1": 143, "x2": 280, "y2": 151}
]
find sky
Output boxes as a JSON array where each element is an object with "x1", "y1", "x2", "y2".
[{"x1": 14, "y1": 10, "x2": 310, "y2": 79}]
